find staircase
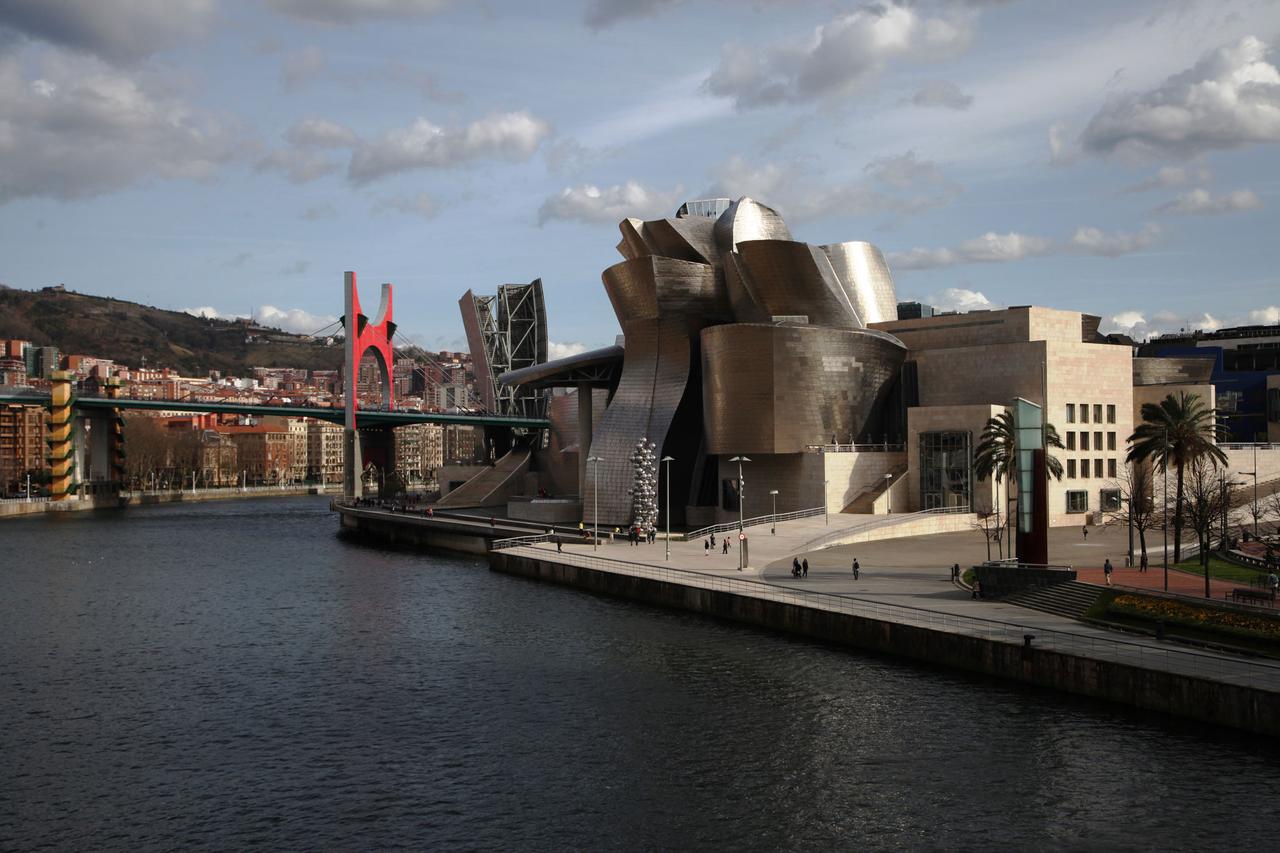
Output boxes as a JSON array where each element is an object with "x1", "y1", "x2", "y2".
[
  {"x1": 842, "y1": 464, "x2": 908, "y2": 514},
  {"x1": 434, "y1": 448, "x2": 531, "y2": 508},
  {"x1": 1002, "y1": 581, "x2": 1102, "y2": 621}
]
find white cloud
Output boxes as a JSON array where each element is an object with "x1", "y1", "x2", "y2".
[
  {"x1": 548, "y1": 341, "x2": 588, "y2": 360},
  {"x1": 0, "y1": 53, "x2": 242, "y2": 204},
  {"x1": 373, "y1": 191, "x2": 437, "y2": 218},
  {"x1": 265, "y1": 0, "x2": 450, "y2": 24},
  {"x1": 584, "y1": 0, "x2": 680, "y2": 29},
  {"x1": 254, "y1": 149, "x2": 340, "y2": 184},
  {"x1": 302, "y1": 203, "x2": 336, "y2": 221},
  {"x1": 184, "y1": 304, "x2": 338, "y2": 335},
  {"x1": 1250, "y1": 306, "x2": 1280, "y2": 325},
  {"x1": 1102, "y1": 305, "x2": 1280, "y2": 340},
  {"x1": 925, "y1": 287, "x2": 999, "y2": 313},
  {"x1": 538, "y1": 180, "x2": 683, "y2": 225},
  {"x1": 705, "y1": 2, "x2": 975, "y2": 109},
  {"x1": 889, "y1": 223, "x2": 1161, "y2": 270},
  {"x1": 1081, "y1": 36, "x2": 1280, "y2": 159},
  {"x1": 1068, "y1": 223, "x2": 1161, "y2": 256},
  {"x1": 1047, "y1": 121, "x2": 1075, "y2": 165},
  {"x1": 1120, "y1": 165, "x2": 1209, "y2": 194},
  {"x1": 1156, "y1": 188, "x2": 1263, "y2": 215},
  {"x1": 0, "y1": 0, "x2": 213, "y2": 63},
  {"x1": 286, "y1": 118, "x2": 360, "y2": 148},
  {"x1": 907, "y1": 79, "x2": 973, "y2": 110},
  {"x1": 348, "y1": 111, "x2": 552, "y2": 183}
]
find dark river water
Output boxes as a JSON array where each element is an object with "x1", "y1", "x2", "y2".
[{"x1": 3, "y1": 496, "x2": 1277, "y2": 851}]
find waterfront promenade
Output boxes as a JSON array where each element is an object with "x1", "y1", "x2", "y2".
[{"x1": 496, "y1": 518, "x2": 1280, "y2": 697}]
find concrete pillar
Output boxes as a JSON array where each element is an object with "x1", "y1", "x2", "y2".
[
  {"x1": 344, "y1": 427, "x2": 363, "y2": 499},
  {"x1": 47, "y1": 371, "x2": 75, "y2": 501},
  {"x1": 577, "y1": 382, "x2": 592, "y2": 500}
]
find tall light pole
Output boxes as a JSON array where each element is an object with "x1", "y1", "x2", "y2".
[
  {"x1": 662, "y1": 455, "x2": 674, "y2": 561},
  {"x1": 770, "y1": 489, "x2": 779, "y2": 534},
  {"x1": 587, "y1": 455, "x2": 601, "y2": 551},
  {"x1": 1241, "y1": 441, "x2": 1258, "y2": 538},
  {"x1": 1162, "y1": 426, "x2": 1169, "y2": 592},
  {"x1": 729, "y1": 455, "x2": 750, "y2": 571},
  {"x1": 824, "y1": 479, "x2": 830, "y2": 525}
]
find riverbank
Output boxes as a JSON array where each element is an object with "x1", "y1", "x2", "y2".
[{"x1": 0, "y1": 485, "x2": 339, "y2": 518}]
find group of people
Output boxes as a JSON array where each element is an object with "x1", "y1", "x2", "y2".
[
  {"x1": 629, "y1": 526, "x2": 657, "y2": 546},
  {"x1": 786, "y1": 557, "x2": 861, "y2": 579},
  {"x1": 703, "y1": 532, "x2": 731, "y2": 556}
]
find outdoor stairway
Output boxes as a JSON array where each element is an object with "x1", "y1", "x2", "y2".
[
  {"x1": 434, "y1": 447, "x2": 531, "y2": 508},
  {"x1": 1002, "y1": 581, "x2": 1102, "y2": 621}
]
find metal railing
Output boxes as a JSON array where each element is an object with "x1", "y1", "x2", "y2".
[
  {"x1": 498, "y1": 544, "x2": 1280, "y2": 691},
  {"x1": 492, "y1": 532, "x2": 559, "y2": 549},
  {"x1": 121, "y1": 484, "x2": 336, "y2": 497},
  {"x1": 683, "y1": 506, "x2": 827, "y2": 541},
  {"x1": 807, "y1": 443, "x2": 906, "y2": 453},
  {"x1": 0, "y1": 495, "x2": 50, "y2": 504}
]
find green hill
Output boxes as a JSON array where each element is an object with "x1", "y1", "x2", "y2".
[{"x1": 0, "y1": 285, "x2": 342, "y2": 376}]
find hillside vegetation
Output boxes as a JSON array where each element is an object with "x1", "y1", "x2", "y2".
[{"x1": 0, "y1": 286, "x2": 342, "y2": 376}]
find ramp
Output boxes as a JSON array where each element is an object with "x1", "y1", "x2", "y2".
[{"x1": 435, "y1": 448, "x2": 532, "y2": 508}]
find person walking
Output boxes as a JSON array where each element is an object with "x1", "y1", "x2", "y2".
[
  {"x1": 1140, "y1": 553, "x2": 1148, "y2": 574},
  {"x1": 1103, "y1": 558, "x2": 1114, "y2": 587},
  {"x1": 852, "y1": 558, "x2": 860, "y2": 580},
  {"x1": 802, "y1": 558, "x2": 809, "y2": 578},
  {"x1": 1082, "y1": 525, "x2": 1088, "y2": 541},
  {"x1": 793, "y1": 557, "x2": 801, "y2": 578},
  {"x1": 556, "y1": 539, "x2": 563, "y2": 553},
  {"x1": 704, "y1": 538, "x2": 710, "y2": 557},
  {"x1": 1268, "y1": 571, "x2": 1278, "y2": 599}
]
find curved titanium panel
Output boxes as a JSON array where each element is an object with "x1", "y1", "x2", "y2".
[
  {"x1": 617, "y1": 218, "x2": 656, "y2": 260},
  {"x1": 602, "y1": 256, "x2": 729, "y2": 324},
  {"x1": 733, "y1": 240, "x2": 862, "y2": 330},
  {"x1": 648, "y1": 216, "x2": 721, "y2": 266},
  {"x1": 713, "y1": 197, "x2": 792, "y2": 254},
  {"x1": 821, "y1": 242, "x2": 898, "y2": 325},
  {"x1": 701, "y1": 324, "x2": 907, "y2": 455}
]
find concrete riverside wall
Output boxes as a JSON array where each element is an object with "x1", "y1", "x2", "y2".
[
  {"x1": 491, "y1": 552, "x2": 1280, "y2": 736},
  {"x1": 337, "y1": 504, "x2": 493, "y2": 555},
  {"x1": 0, "y1": 486, "x2": 336, "y2": 519}
]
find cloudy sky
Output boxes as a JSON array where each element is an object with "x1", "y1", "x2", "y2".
[{"x1": 1, "y1": 0, "x2": 1278, "y2": 352}]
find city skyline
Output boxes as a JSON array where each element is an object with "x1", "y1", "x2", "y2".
[{"x1": 1, "y1": 0, "x2": 1279, "y2": 354}]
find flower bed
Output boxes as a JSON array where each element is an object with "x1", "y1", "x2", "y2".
[{"x1": 1107, "y1": 593, "x2": 1280, "y2": 642}]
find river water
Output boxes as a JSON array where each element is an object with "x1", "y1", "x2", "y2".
[{"x1": 3, "y1": 497, "x2": 1277, "y2": 850}]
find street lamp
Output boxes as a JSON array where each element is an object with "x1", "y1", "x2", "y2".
[
  {"x1": 729, "y1": 455, "x2": 750, "y2": 571},
  {"x1": 1241, "y1": 441, "x2": 1258, "y2": 538},
  {"x1": 770, "y1": 489, "x2": 779, "y2": 534},
  {"x1": 1162, "y1": 426, "x2": 1169, "y2": 592},
  {"x1": 825, "y1": 479, "x2": 830, "y2": 525},
  {"x1": 662, "y1": 455, "x2": 674, "y2": 561},
  {"x1": 587, "y1": 455, "x2": 601, "y2": 551},
  {"x1": 884, "y1": 471, "x2": 894, "y2": 514}
]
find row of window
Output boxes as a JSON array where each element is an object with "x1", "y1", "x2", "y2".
[
  {"x1": 1065, "y1": 430, "x2": 1117, "y2": 451},
  {"x1": 1065, "y1": 403, "x2": 1116, "y2": 425},
  {"x1": 1066, "y1": 458, "x2": 1118, "y2": 479},
  {"x1": 1066, "y1": 488, "x2": 1123, "y2": 514}
]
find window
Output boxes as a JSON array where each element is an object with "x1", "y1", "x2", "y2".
[
  {"x1": 1080, "y1": 404, "x2": 1089, "y2": 423},
  {"x1": 919, "y1": 431, "x2": 972, "y2": 510},
  {"x1": 1066, "y1": 403, "x2": 1076, "y2": 423},
  {"x1": 1106, "y1": 404, "x2": 1116, "y2": 424},
  {"x1": 1107, "y1": 431, "x2": 1117, "y2": 451},
  {"x1": 1219, "y1": 390, "x2": 1243, "y2": 413},
  {"x1": 1067, "y1": 490, "x2": 1088, "y2": 513},
  {"x1": 1067, "y1": 459, "x2": 1076, "y2": 478},
  {"x1": 1081, "y1": 432, "x2": 1090, "y2": 451},
  {"x1": 1066, "y1": 431, "x2": 1076, "y2": 450},
  {"x1": 1095, "y1": 431, "x2": 1103, "y2": 450},
  {"x1": 1081, "y1": 461, "x2": 1089, "y2": 479},
  {"x1": 1093, "y1": 404, "x2": 1103, "y2": 423},
  {"x1": 1095, "y1": 459, "x2": 1104, "y2": 478},
  {"x1": 1100, "y1": 489, "x2": 1121, "y2": 512},
  {"x1": 1108, "y1": 458, "x2": 1117, "y2": 478}
]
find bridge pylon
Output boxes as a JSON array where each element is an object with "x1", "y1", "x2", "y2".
[{"x1": 341, "y1": 271, "x2": 396, "y2": 499}]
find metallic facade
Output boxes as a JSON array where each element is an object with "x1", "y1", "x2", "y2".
[
  {"x1": 459, "y1": 279, "x2": 549, "y2": 419},
  {"x1": 504, "y1": 194, "x2": 903, "y2": 526}
]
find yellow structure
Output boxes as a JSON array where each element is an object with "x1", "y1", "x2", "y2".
[{"x1": 47, "y1": 370, "x2": 75, "y2": 501}]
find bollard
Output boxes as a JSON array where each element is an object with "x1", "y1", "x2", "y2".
[{"x1": 1023, "y1": 634, "x2": 1035, "y2": 647}]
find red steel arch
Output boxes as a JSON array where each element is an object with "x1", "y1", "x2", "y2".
[{"x1": 343, "y1": 271, "x2": 396, "y2": 429}]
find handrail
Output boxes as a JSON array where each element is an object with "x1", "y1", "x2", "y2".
[
  {"x1": 806, "y1": 443, "x2": 906, "y2": 453},
  {"x1": 497, "y1": 543, "x2": 1280, "y2": 690},
  {"x1": 683, "y1": 506, "x2": 827, "y2": 541}
]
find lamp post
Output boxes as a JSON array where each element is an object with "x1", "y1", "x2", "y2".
[
  {"x1": 587, "y1": 455, "x2": 601, "y2": 551},
  {"x1": 770, "y1": 489, "x2": 779, "y2": 534},
  {"x1": 1241, "y1": 441, "x2": 1258, "y2": 538},
  {"x1": 662, "y1": 455, "x2": 674, "y2": 561},
  {"x1": 729, "y1": 455, "x2": 750, "y2": 571},
  {"x1": 824, "y1": 479, "x2": 830, "y2": 525},
  {"x1": 1162, "y1": 426, "x2": 1168, "y2": 592},
  {"x1": 884, "y1": 471, "x2": 894, "y2": 513}
]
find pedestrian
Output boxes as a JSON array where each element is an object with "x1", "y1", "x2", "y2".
[
  {"x1": 1269, "y1": 571, "x2": 1278, "y2": 598},
  {"x1": 556, "y1": 539, "x2": 562, "y2": 553},
  {"x1": 722, "y1": 539, "x2": 729, "y2": 555},
  {"x1": 1082, "y1": 525, "x2": 1088, "y2": 541},
  {"x1": 704, "y1": 538, "x2": 710, "y2": 557},
  {"x1": 1103, "y1": 558, "x2": 1113, "y2": 586},
  {"x1": 802, "y1": 558, "x2": 809, "y2": 578},
  {"x1": 972, "y1": 579, "x2": 981, "y2": 600},
  {"x1": 793, "y1": 557, "x2": 801, "y2": 578},
  {"x1": 711, "y1": 532, "x2": 717, "y2": 549},
  {"x1": 951, "y1": 563, "x2": 960, "y2": 581},
  {"x1": 852, "y1": 558, "x2": 860, "y2": 580},
  {"x1": 1140, "y1": 553, "x2": 1148, "y2": 573}
]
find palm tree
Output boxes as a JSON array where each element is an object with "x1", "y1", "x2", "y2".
[
  {"x1": 1127, "y1": 390, "x2": 1227, "y2": 564},
  {"x1": 973, "y1": 411, "x2": 1065, "y2": 556}
]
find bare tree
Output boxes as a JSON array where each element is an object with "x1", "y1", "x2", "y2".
[
  {"x1": 971, "y1": 512, "x2": 1004, "y2": 562},
  {"x1": 1181, "y1": 457, "x2": 1231, "y2": 597},
  {"x1": 1102, "y1": 461, "x2": 1159, "y2": 567}
]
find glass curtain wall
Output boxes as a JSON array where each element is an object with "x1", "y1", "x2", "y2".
[{"x1": 920, "y1": 431, "x2": 972, "y2": 510}]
